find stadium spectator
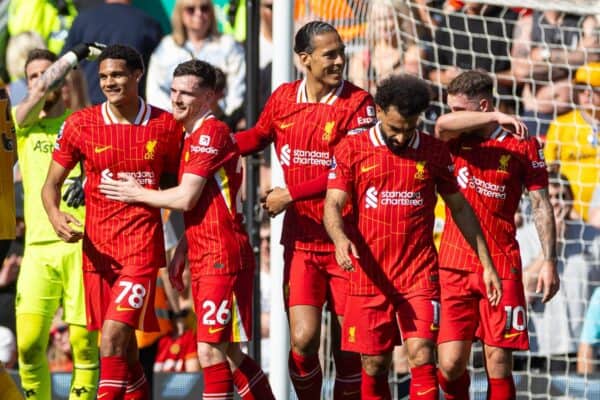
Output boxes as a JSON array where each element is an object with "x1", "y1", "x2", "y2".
[
  {"x1": 0, "y1": 80, "x2": 21, "y2": 399},
  {"x1": 42, "y1": 44, "x2": 182, "y2": 400},
  {"x1": 427, "y1": 3, "x2": 518, "y2": 87},
  {"x1": 578, "y1": 286, "x2": 600, "y2": 374},
  {"x1": 14, "y1": 47, "x2": 102, "y2": 400},
  {"x1": 324, "y1": 74, "x2": 500, "y2": 400},
  {"x1": 435, "y1": 70, "x2": 559, "y2": 400},
  {"x1": 234, "y1": 21, "x2": 376, "y2": 400},
  {"x1": 48, "y1": 322, "x2": 73, "y2": 372},
  {"x1": 0, "y1": 239, "x2": 22, "y2": 337},
  {"x1": 544, "y1": 62, "x2": 600, "y2": 221},
  {"x1": 511, "y1": 10, "x2": 599, "y2": 138},
  {"x1": 5, "y1": 31, "x2": 46, "y2": 105},
  {"x1": 589, "y1": 184, "x2": 600, "y2": 229},
  {"x1": 518, "y1": 173, "x2": 600, "y2": 371},
  {"x1": 153, "y1": 328, "x2": 199, "y2": 373},
  {"x1": 146, "y1": 0, "x2": 245, "y2": 120},
  {"x1": 7, "y1": 0, "x2": 78, "y2": 54},
  {"x1": 98, "y1": 59, "x2": 275, "y2": 400},
  {"x1": 63, "y1": 0, "x2": 163, "y2": 104}
]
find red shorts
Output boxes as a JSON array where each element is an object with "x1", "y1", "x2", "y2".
[
  {"x1": 342, "y1": 288, "x2": 440, "y2": 355},
  {"x1": 283, "y1": 248, "x2": 348, "y2": 315},
  {"x1": 192, "y1": 268, "x2": 253, "y2": 344},
  {"x1": 438, "y1": 269, "x2": 529, "y2": 350},
  {"x1": 84, "y1": 267, "x2": 159, "y2": 332}
]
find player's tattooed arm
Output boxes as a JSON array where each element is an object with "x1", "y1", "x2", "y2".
[
  {"x1": 324, "y1": 188, "x2": 358, "y2": 271},
  {"x1": 529, "y1": 188, "x2": 560, "y2": 303}
]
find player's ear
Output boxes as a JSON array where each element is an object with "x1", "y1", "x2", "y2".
[
  {"x1": 479, "y1": 98, "x2": 490, "y2": 112},
  {"x1": 298, "y1": 52, "x2": 311, "y2": 69}
]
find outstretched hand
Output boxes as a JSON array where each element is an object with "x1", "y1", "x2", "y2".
[
  {"x1": 99, "y1": 173, "x2": 143, "y2": 203},
  {"x1": 70, "y1": 42, "x2": 106, "y2": 62}
]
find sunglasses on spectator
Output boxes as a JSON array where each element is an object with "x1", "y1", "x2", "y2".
[{"x1": 184, "y1": 4, "x2": 211, "y2": 14}]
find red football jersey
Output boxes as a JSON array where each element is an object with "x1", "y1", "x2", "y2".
[
  {"x1": 53, "y1": 99, "x2": 182, "y2": 271},
  {"x1": 180, "y1": 115, "x2": 253, "y2": 276},
  {"x1": 328, "y1": 124, "x2": 459, "y2": 296},
  {"x1": 237, "y1": 79, "x2": 375, "y2": 252},
  {"x1": 438, "y1": 128, "x2": 548, "y2": 279}
]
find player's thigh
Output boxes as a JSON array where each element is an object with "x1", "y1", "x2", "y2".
[
  {"x1": 15, "y1": 244, "x2": 63, "y2": 318},
  {"x1": 192, "y1": 269, "x2": 253, "y2": 344},
  {"x1": 396, "y1": 288, "x2": 440, "y2": 343},
  {"x1": 341, "y1": 293, "x2": 400, "y2": 355},
  {"x1": 438, "y1": 269, "x2": 479, "y2": 344},
  {"x1": 283, "y1": 248, "x2": 328, "y2": 309},
  {"x1": 103, "y1": 267, "x2": 160, "y2": 332},
  {"x1": 322, "y1": 252, "x2": 350, "y2": 316},
  {"x1": 478, "y1": 277, "x2": 529, "y2": 351},
  {"x1": 58, "y1": 242, "x2": 87, "y2": 326}
]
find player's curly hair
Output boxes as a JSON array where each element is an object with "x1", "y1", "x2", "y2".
[
  {"x1": 294, "y1": 21, "x2": 340, "y2": 54},
  {"x1": 173, "y1": 59, "x2": 217, "y2": 90},
  {"x1": 447, "y1": 70, "x2": 494, "y2": 101},
  {"x1": 98, "y1": 44, "x2": 144, "y2": 74},
  {"x1": 375, "y1": 74, "x2": 430, "y2": 117}
]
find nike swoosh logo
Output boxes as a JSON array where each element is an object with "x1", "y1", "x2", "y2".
[
  {"x1": 504, "y1": 332, "x2": 523, "y2": 339},
  {"x1": 416, "y1": 387, "x2": 437, "y2": 396},
  {"x1": 279, "y1": 122, "x2": 294, "y2": 129},
  {"x1": 360, "y1": 164, "x2": 378, "y2": 173},
  {"x1": 94, "y1": 145, "x2": 112, "y2": 153},
  {"x1": 208, "y1": 326, "x2": 226, "y2": 334},
  {"x1": 98, "y1": 393, "x2": 109, "y2": 399},
  {"x1": 116, "y1": 305, "x2": 135, "y2": 312},
  {"x1": 429, "y1": 324, "x2": 439, "y2": 331}
]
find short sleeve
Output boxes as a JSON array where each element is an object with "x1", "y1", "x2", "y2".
[
  {"x1": 523, "y1": 137, "x2": 548, "y2": 192},
  {"x1": 52, "y1": 116, "x2": 82, "y2": 170},
  {"x1": 327, "y1": 136, "x2": 354, "y2": 193},
  {"x1": 183, "y1": 122, "x2": 234, "y2": 178},
  {"x1": 345, "y1": 95, "x2": 376, "y2": 135},
  {"x1": 434, "y1": 142, "x2": 459, "y2": 196}
]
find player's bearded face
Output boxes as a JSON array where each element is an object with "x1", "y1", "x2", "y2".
[
  {"x1": 99, "y1": 59, "x2": 141, "y2": 106},
  {"x1": 170, "y1": 75, "x2": 213, "y2": 124},
  {"x1": 302, "y1": 32, "x2": 345, "y2": 88},
  {"x1": 378, "y1": 106, "x2": 419, "y2": 152}
]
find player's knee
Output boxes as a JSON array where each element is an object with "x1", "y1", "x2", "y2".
[
  {"x1": 197, "y1": 342, "x2": 227, "y2": 367},
  {"x1": 438, "y1": 357, "x2": 467, "y2": 381},
  {"x1": 70, "y1": 326, "x2": 99, "y2": 364},
  {"x1": 17, "y1": 333, "x2": 45, "y2": 366},
  {"x1": 361, "y1": 354, "x2": 391, "y2": 377},
  {"x1": 485, "y1": 347, "x2": 512, "y2": 378},
  {"x1": 100, "y1": 326, "x2": 130, "y2": 357},
  {"x1": 290, "y1": 327, "x2": 320, "y2": 355},
  {"x1": 406, "y1": 340, "x2": 435, "y2": 367}
]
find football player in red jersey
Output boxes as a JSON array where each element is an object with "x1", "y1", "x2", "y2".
[
  {"x1": 234, "y1": 21, "x2": 376, "y2": 399},
  {"x1": 435, "y1": 70, "x2": 560, "y2": 400},
  {"x1": 43, "y1": 45, "x2": 183, "y2": 400},
  {"x1": 99, "y1": 59, "x2": 275, "y2": 400},
  {"x1": 324, "y1": 74, "x2": 501, "y2": 400}
]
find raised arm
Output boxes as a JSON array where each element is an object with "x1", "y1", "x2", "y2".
[
  {"x1": 16, "y1": 43, "x2": 104, "y2": 127},
  {"x1": 528, "y1": 188, "x2": 559, "y2": 303},
  {"x1": 42, "y1": 160, "x2": 83, "y2": 243},
  {"x1": 442, "y1": 191, "x2": 502, "y2": 305},
  {"x1": 435, "y1": 110, "x2": 527, "y2": 141},
  {"x1": 323, "y1": 188, "x2": 358, "y2": 271}
]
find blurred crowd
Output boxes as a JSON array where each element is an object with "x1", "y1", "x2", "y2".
[{"x1": 0, "y1": 0, "x2": 599, "y2": 391}]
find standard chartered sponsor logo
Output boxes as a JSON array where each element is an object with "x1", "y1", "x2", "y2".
[
  {"x1": 364, "y1": 187, "x2": 423, "y2": 208},
  {"x1": 101, "y1": 168, "x2": 156, "y2": 185},
  {"x1": 457, "y1": 166, "x2": 506, "y2": 199},
  {"x1": 280, "y1": 144, "x2": 291, "y2": 166},
  {"x1": 365, "y1": 187, "x2": 378, "y2": 208},
  {"x1": 280, "y1": 144, "x2": 332, "y2": 167}
]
